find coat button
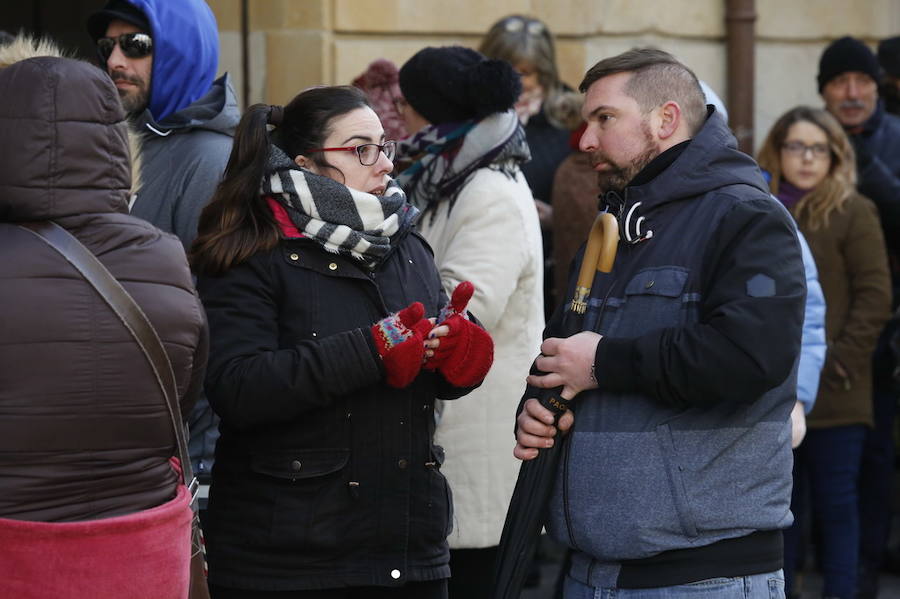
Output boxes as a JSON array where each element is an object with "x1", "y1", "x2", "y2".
[
  {"x1": 291, "y1": 460, "x2": 302, "y2": 472},
  {"x1": 390, "y1": 569, "x2": 401, "y2": 579},
  {"x1": 328, "y1": 262, "x2": 338, "y2": 271},
  {"x1": 645, "y1": 280, "x2": 655, "y2": 289},
  {"x1": 289, "y1": 253, "x2": 299, "y2": 261},
  {"x1": 398, "y1": 458, "x2": 408, "y2": 469}
]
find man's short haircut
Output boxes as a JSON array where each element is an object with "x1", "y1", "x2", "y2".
[{"x1": 579, "y1": 47, "x2": 708, "y2": 136}]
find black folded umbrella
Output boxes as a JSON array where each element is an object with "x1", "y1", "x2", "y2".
[{"x1": 492, "y1": 213, "x2": 618, "y2": 599}]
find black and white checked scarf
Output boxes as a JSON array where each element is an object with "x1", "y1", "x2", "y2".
[{"x1": 262, "y1": 145, "x2": 419, "y2": 268}]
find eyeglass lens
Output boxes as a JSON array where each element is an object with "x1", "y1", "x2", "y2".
[
  {"x1": 783, "y1": 141, "x2": 829, "y2": 158},
  {"x1": 97, "y1": 33, "x2": 153, "y2": 61},
  {"x1": 358, "y1": 141, "x2": 396, "y2": 165}
]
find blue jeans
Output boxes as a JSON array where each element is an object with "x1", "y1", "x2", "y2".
[
  {"x1": 859, "y1": 386, "x2": 896, "y2": 573},
  {"x1": 563, "y1": 571, "x2": 784, "y2": 598},
  {"x1": 783, "y1": 425, "x2": 866, "y2": 599}
]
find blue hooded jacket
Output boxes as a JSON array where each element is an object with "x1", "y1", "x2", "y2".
[{"x1": 127, "y1": 0, "x2": 219, "y2": 122}]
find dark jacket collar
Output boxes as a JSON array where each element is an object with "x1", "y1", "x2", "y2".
[
  {"x1": 625, "y1": 107, "x2": 769, "y2": 211},
  {"x1": 859, "y1": 99, "x2": 887, "y2": 137}
]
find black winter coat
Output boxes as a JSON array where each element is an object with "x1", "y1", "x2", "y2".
[
  {"x1": 852, "y1": 102, "x2": 900, "y2": 259},
  {"x1": 199, "y1": 230, "x2": 471, "y2": 591}
]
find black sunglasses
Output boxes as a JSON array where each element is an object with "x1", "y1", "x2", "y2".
[{"x1": 97, "y1": 32, "x2": 153, "y2": 62}]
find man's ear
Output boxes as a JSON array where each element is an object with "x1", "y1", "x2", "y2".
[{"x1": 657, "y1": 101, "x2": 682, "y2": 140}]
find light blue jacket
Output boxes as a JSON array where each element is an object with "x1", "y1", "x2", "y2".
[{"x1": 796, "y1": 231, "x2": 826, "y2": 413}]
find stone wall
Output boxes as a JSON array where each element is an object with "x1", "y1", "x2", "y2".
[{"x1": 207, "y1": 0, "x2": 900, "y2": 151}]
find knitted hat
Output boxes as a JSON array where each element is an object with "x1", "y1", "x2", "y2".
[
  {"x1": 878, "y1": 36, "x2": 900, "y2": 78},
  {"x1": 817, "y1": 36, "x2": 880, "y2": 91},
  {"x1": 399, "y1": 46, "x2": 521, "y2": 125},
  {"x1": 352, "y1": 58, "x2": 407, "y2": 141},
  {"x1": 87, "y1": 0, "x2": 151, "y2": 42}
]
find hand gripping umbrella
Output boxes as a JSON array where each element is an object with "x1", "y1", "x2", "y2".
[{"x1": 492, "y1": 212, "x2": 619, "y2": 599}]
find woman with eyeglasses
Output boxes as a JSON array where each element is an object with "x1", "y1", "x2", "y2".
[
  {"x1": 479, "y1": 16, "x2": 583, "y2": 316},
  {"x1": 479, "y1": 16, "x2": 580, "y2": 218},
  {"x1": 757, "y1": 106, "x2": 891, "y2": 599},
  {"x1": 191, "y1": 85, "x2": 493, "y2": 599}
]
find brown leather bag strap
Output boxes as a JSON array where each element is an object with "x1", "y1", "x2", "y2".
[{"x1": 18, "y1": 221, "x2": 197, "y2": 499}]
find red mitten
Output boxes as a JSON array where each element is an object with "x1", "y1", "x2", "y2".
[
  {"x1": 436, "y1": 280, "x2": 475, "y2": 324},
  {"x1": 427, "y1": 282, "x2": 494, "y2": 387},
  {"x1": 371, "y1": 302, "x2": 431, "y2": 388}
]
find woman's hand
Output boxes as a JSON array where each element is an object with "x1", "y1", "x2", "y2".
[
  {"x1": 424, "y1": 319, "x2": 447, "y2": 360},
  {"x1": 534, "y1": 199, "x2": 553, "y2": 230},
  {"x1": 425, "y1": 281, "x2": 494, "y2": 386}
]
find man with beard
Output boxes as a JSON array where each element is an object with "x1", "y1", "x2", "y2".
[
  {"x1": 515, "y1": 48, "x2": 805, "y2": 598},
  {"x1": 87, "y1": 0, "x2": 240, "y2": 517},
  {"x1": 818, "y1": 36, "x2": 900, "y2": 599}
]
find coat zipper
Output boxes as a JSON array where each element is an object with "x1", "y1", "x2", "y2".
[{"x1": 562, "y1": 245, "x2": 625, "y2": 551}]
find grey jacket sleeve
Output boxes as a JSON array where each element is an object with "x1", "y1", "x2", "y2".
[{"x1": 172, "y1": 153, "x2": 228, "y2": 249}]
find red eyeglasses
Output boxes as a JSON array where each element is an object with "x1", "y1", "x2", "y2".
[{"x1": 306, "y1": 141, "x2": 396, "y2": 166}]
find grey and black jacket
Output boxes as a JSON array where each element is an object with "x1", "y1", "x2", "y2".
[
  {"x1": 131, "y1": 74, "x2": 240, "y2": 481},
  {"x1": 539, "y1": 109, "x2": 806, "y2": 589}
]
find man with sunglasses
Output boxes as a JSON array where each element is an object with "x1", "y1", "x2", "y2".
[{"x1": 87, "y1": 0, "x2": 240, "y2": 521}]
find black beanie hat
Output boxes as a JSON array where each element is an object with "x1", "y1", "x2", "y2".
[
  {"x1": 399, "y1": 46, "x2": 521, "y2": 125},
  {"x1": 817, "y1": 36, "x2": 880, "y2": 91},
  {"x1": 87, "y1": 0, "x2": 151, "y2": 42},
  {"x1": 878, "y1": 36, "x2": 900, "y2": 78}
]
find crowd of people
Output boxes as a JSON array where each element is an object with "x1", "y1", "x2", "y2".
[{"x1": 1, "y1": 1, "x2": 899, "y2": 599}]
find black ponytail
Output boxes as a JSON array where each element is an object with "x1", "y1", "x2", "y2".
[{"x1": 191, "y1": 104, "x2": 280, "y2": 276}]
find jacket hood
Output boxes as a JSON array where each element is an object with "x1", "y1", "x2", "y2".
[
  {"x1": 136, "y1": 73, "x2": 239, "y2": 137},
  {"x1": 125, "y1": 0, "x2": 219, "y2": 122},
  {"x1": 0, "y1": 53, "x2": 131, "y2": 221},
  {"x1": 628, "y1": 107, "x2": 770, "y2": 210},
  {"x1": 0, "y1": 35, "x2": 64, "y2": 68}
]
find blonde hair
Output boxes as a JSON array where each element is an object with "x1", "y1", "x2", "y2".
[{"x1": 757, "y1": 106, "x2": 856, "y2": 230}]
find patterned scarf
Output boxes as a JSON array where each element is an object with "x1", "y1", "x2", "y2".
[
  {"x1": 261, "y1": 144, "x2": 418, "y2": 269},
  {"x1": 394, "y1": 109, "x2": 530, "y2": 221}
]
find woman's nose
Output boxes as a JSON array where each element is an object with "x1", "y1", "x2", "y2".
[{"x1": 376, "y1": 151, "x2": 394, "y2": 175}]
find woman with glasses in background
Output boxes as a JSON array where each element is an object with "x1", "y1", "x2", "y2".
[
  {"x1": 758, "y1": 106, "x2": 891, "y2": 599},
  {"x1": 191, "y1": 85, "x2": 492, "y2": 599},
  {"x1": 479, "y1": 15, "x2": 582, "y2": 313}
]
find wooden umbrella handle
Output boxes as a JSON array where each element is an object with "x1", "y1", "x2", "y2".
[{"x1": 570, "y1": 212, "x2": 619, "y2": 314}]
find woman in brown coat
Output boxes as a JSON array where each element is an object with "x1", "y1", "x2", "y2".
[
  {"x1": 0, "y1": 40, "x2": 207, "y2": 598},
  {"x1": 758, "y1": 106, "x2": 891, "y2": 599}
]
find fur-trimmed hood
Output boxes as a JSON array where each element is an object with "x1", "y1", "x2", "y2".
[
  {"x1": 0, "y1": 35, "x2": 141, "y2": 197},
  {"x1": 0, "y1": 36, "x2": 143, "y2": 221}
]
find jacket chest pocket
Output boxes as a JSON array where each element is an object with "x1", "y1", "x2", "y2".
[
  {"x1": 604, "y1": 267, "x2": 691, "y2": 337},
  {"x1": 280, "y1": 246, "x2": 380, "y2": 340}
]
